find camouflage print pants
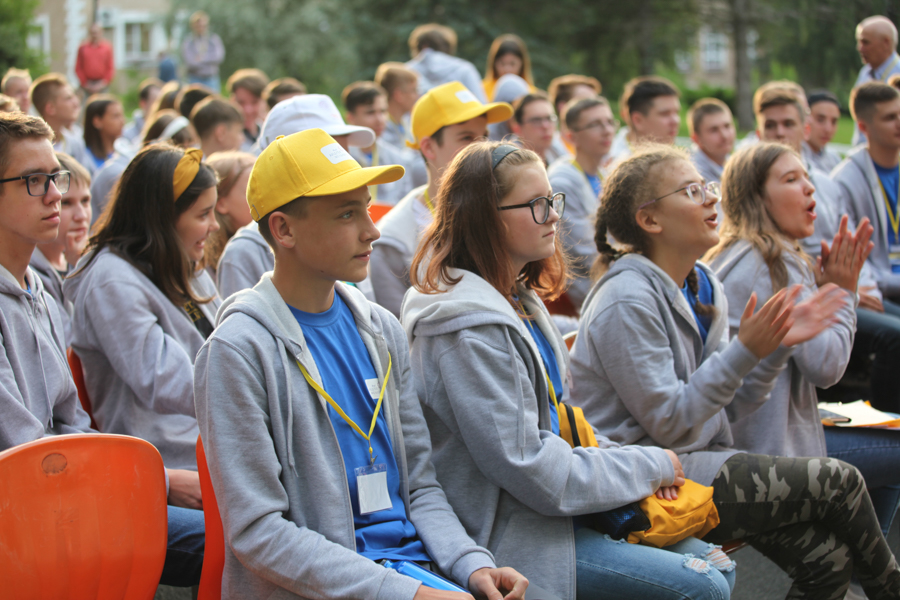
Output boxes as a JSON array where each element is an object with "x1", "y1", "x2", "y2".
[{"x1": 704, "y1": 453, "x2": 900, "y2": 600}]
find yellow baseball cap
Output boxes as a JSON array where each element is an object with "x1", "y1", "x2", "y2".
[
  {"x1": 247, "y1": 128, "x2": 405, "y2": 221},
  {"x1": 408, "y1": 82, "x2": 513, "y2": 150}
]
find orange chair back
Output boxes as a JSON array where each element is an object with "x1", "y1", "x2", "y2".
[
  {"x1": 369, "y1": 203, "x2": 393, "y2": 223},
  {"x1": 196, "y1": 436, "x2": 225, "y2": 600},
  {"x1": 67, "y1": 348, "x2": 98, "y2": 430},
  {"x1": 544, "y1": 292, "x2": 579, "y2": 318},
  {"x1": 0, "y1": 434, "x2": 168, "y2": 600}
]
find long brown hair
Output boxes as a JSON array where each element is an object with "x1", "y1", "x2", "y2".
[
  {"x1": 485, "y1": 34, "x2": 534, "y2": 86},
  {"x1": 704, "y1": 142, "x2": 812, "y2": 291},
  {"x1": 83, "y1": 94, "x2": 120, "y2": 158},
  {"x1": 204, "y1": 151, "x2": 255, "y2": 270},
  {"x1": 594, "y1": 143, "x2": 713, "y2": 314},
  {"x1": 75, "y1": 144, "x2": 218, "y2": 305},
  {"x1": 411, "y1": 141, "x2": 568, "y2": 305}
]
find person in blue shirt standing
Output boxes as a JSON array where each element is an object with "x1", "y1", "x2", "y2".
[{"x1": 193, "y1": 128, "x2": 528, "y2": 600}]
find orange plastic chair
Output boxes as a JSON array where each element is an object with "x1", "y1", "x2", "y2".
[
  {"x1": 369, "y1": 203, "x2": 393, "y2": 223},
  {"x1": 197, "y1": 435, "x2": 225, "y2": 600},
  {"x1": 544, "y1": 292, "x2": 579, "y2": 318},
  {"x1": 0, "y1": 433, "x2": 168, "y2": 599},
  {"x1": 67, "y1": 348, "x2": 98, "y2": 431}
]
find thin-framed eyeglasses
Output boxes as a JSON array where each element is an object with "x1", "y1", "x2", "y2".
[
  {"x1": 0, "y1": 171, "x2": 71, "y2": 196},
  {"x1": 573, "y1": 118, "x2": 620, "y2": 133},
  {"x1": 523, "y1": 114, "x2": 558, "y2": 127},
  {"x1": 637, "y1": 181, "x2": 720, "y2": 211},
  {"x1": 497, "y1": 192, "x2": 566, "y2": 224}
]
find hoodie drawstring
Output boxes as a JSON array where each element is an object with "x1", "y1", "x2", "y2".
[
  {"x1": 27, "y1": 295, "x2": 55, "y2": 430},
  {"x1": 277, "y1": 339, "x2": 297, "y2": 475}
]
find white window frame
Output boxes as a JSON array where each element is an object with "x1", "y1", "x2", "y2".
[
  {"x1": 701, "y1": 30, "x2": 728, "y2": 73},
  {"x1": 28, "y1": 14, "x2": 51, "y2": 56}
]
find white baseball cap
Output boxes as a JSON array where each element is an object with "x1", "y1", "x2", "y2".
[{"x1": 258, "y1": 94, "x2": 376, "y2": 150}]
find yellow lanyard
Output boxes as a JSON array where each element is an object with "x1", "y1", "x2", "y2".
[
  {"x1": 517, "y1": 302, "x2": 560, "y2": 413},
  {"x1": 423, "y1": 189, "x2": 436, "y2": 214},
  {"x1": 571, "y1": 158, "x2": 603, "y2": 188},
  {"x1": 368, "y1": 145, "x2": 379, "y2": 203},
  {"x1": 878, "y1": 175, "x2": 900, "y2": 242},
  {"x1": 296, "y1": 354, "x2": 392, "y2": 465}
]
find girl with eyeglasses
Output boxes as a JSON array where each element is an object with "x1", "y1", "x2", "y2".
[
  {"x1": 707, "y1": 142, "x2": 900, "y2": 549},
  {"x1": 402, "y1": 140, "x2": 743, "y2": 600},
  {"x1": 568, "y1": 143, "x2": 900, "y2": 599}
]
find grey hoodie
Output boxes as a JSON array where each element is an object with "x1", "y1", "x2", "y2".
[
  {"x1": 401, "y1": 269, "x2": 675, "y2": 600},
  {"x1": 689, "y1": 147, "x2": 724, "y2": 185},
  {"x1": 709, "y1": 240, "x2": 856, "y2": 458},
  {"x1": 64, "y1": 248, "x2": 220, "y2": 469},
  {"x1": 832, "y1": 146, "x2": 900, "y2": 298},
  {"x1": 0, "y1": 264, "x2": 92, "y2": 451},
  {"x1": 29, "y1": 249, "x2": 72, "y2": 346},
  {"x1": 569, "y1": 255, "x2": 791, "y2": 485},
  {"x1": 350, "y1": 138, "x2": 414, "y2": 206},
  {"x1": 370, "y1": 185, "x2": 428, "y2": 317},
  {"x1": 406, "y1": 49, "x2": 487, "y2": 103},
  {"x1": 216, "y1": 221, "x2": 275, "y2": 300},
  {"x1": 194, "y1": 275, "x2": 495, "y2": 600},
  {"x1": 547, "y1": 157, "x2": 600, "y2": 309}
]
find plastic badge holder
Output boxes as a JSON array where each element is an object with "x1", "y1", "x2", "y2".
[{"x1": 381, "y1": 559, "x2": 469, "y2": 592}]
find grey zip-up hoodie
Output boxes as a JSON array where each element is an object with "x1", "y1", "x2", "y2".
[
  {"x1": 547, "y1": 157, "x2": 600, "y2": 309},
  {"x1": 216, "y1": 221, "x2": 275, "y2": 300},
  {"x1": 0, "y1": 265, "x2": 92, "y2": 451},
  {"x1": 709, "y1": 240, "x2": 856, "y2": 458},
  {"x1": 832, "y1": 146, "x2": 900, "y2": 298},
  {"x1": 194, "y1": 275, "x2": 495, "y2": 600},
  {"x1": 406, "y1": 49, "x2": 487, "y2": 103},
  {"x1": 64, "y1": 248, "x2": 220, "y2": 469},
  {"x1": 29, "y1": 249, "x2": 72, "y2": 346},
  {"x1": 401, "y1": 268, "x2": 675, "y2": 600},
  {"x1": 569, "y1": 255, "x2": 792, "y2": 485}
]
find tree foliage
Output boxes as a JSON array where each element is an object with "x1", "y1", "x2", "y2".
[{"x1": 0, "y1": 0, "x2": 45, "y2": 74}]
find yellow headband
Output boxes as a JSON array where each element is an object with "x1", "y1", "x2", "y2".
[{"x1": 173, "y1": 148, "x2": 204, "y2": 201}]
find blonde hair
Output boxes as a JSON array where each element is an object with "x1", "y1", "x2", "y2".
[{"x1": 704, "y1": 142, "x2": 812, "y2": 291}]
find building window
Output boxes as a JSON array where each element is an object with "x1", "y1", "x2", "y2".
[
  {"x1": 125, "y1": 22, "x2": 153, "y2": 60},
  {"x1": 27, "y1": 14, "x2": 51, "y2": 56},
  {"x1": 701, "y1": 31, "x2": 728, "y2": 72}
]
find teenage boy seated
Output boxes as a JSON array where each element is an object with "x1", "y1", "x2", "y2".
[
  {"x1": 803, "y1": 90, "x2": 843, "y2": 174},
  {"x1": 29, "y1": 73, "x2": 91, "y2": 172},
  {"x1": 190, "y1": 96, "x2": 245, "y2": 158},
  {"x1": 510, "y1": 92, "x2": 558, "y2": 164},
  {"x1": 122, "y1": 78, "x2": 162, "y2": 145},
  {"x1": 608, "y1": 76, "x2": 681, "y2": 164},
  {"x1": 375, "y1": 62, "x2": 428, "y2": 187},
  {"x1": 194, "y1": 127, "x2": 528, "y2": 600},
  {"x1": 834, "y1": 82, "x2": 900, "y2": 303},
  {"x1": 369, "y1": 82, "x2": 512, "y2": 316},
  {"x1": 687, "y1": 97, "x2": 735, "y2": 185},
  {"x1": 548, "y1": 96, "x2": 615, "y2": 309},
  {"x1": 406, "y1": 24, "x2": 487, "y2": 103},
  {"x1": 175, "y1": 83, "x2": 213, "y2": 119},
  {"x1": 547, "y1": 74, "x2": 602, "y2": 154},
  {"x1": 0, "y1": 111, "x2": 204, "y2": 588},
  {"x1": 343, "y1": 81, "x2": 414, "y2": 205},
  {"x1": 226, "y1": 68, "x2": 270, "y2": 152},
  {"x1": 217, "y1": 94, "x2": 376, "y2": 299},
  {"x1": 262, "y1": 77, "x2": 306, "y2": 111}
]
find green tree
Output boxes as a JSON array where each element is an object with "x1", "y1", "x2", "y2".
[{"x1": 0, "y1": 0, "x2": 45, "y2": 74}]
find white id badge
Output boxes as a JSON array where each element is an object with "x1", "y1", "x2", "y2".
[{"x1": 355, "y1": 463, "x2": 393, "y2": 514}]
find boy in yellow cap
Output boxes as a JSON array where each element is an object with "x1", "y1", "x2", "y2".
[
  {"x1": 193, "y1": 128, "x2": 528, "y2": 600},
  {"x1": 370, "y1": 81, "x2": 512, "y2": 316}
]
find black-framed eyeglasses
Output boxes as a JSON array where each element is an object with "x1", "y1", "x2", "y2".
[
  {"x1": 0, "y1": 171, "x2": 71, "y2": 196},
  {"x1": 497, "y1": 192, "x2": 566, "y2": 224},
  {"x1": 637, "y1": 181, "x2": 720, "y2": 210}
]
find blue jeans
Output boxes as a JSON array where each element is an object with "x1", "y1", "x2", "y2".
[
  {"x1": 187, "y1": 74, "x2": 221, "y2": 93},
  {"x1": 576, "y1": 529, "x2": 735, "y2": 599},
  {"x1": 825, "y1": 426, "x2": 900, "y2": 536},
  {"x1": 854, "y1": 300, "x2": 900, "y2": 413},
  {"x1": 161, "y1": 506, "x2": 205, "y2": 587}
]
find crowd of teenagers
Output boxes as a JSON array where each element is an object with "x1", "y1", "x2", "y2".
[{"x1": 5, "y1": 13, "x2": 900, "y2": 600}]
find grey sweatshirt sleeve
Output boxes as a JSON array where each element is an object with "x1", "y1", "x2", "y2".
[
  {"x1": 216, "y1": 251, "x2": 268, "y2": 299},
  {"x1": 195, "y1": 337, "x2": 423, "y2": 600},
  {"x1": 370, "y1": 244, "x2": 410, "y2": 318},
  {"x1": 382, "y1": 316, "x2": 496, "y2": 585},
  {"x1": 422, "y1": 326, "x2": 675, "y2": 517},
  {"x1": 589, "y1": 300, "x2": 760, "y2": 449},
  {"x1": 84, "y1": 279, "x2": 196, "y2": 417},
  {"x1": 550, "y1": 173, "x2": 597, "y2": 308}
]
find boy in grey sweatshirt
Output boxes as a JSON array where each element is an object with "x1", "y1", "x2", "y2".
[{"x1": 194, "y1": 128, "x2": 527, "y2": 600}]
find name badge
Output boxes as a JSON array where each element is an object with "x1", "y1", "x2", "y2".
[
  {"x1": 365, "y1": 378, "x2": 381, "y2": 399},
  {"x1": 355, "y1": 463, "x2": 392, "y2": 514},
  {"x1": 890, "y1": 245, "x2": 900, "y2": 274}
]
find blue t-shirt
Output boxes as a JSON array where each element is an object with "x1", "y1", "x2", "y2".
[
  {"x1": 874, "y1": 163, "x2": 900, "y2": 272},
  {"x1": 681, "y1": 268, "x2": 714, "y2": 344},
  {"x1": 289, "y1": 293, "x2": 429, "y2": 562},
  {"x1": 516, "y1": 302, "x2": 561, "y2": 436},
  {"x1": 585, "y1": 173, "x2": 602, "y2": 198}
]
